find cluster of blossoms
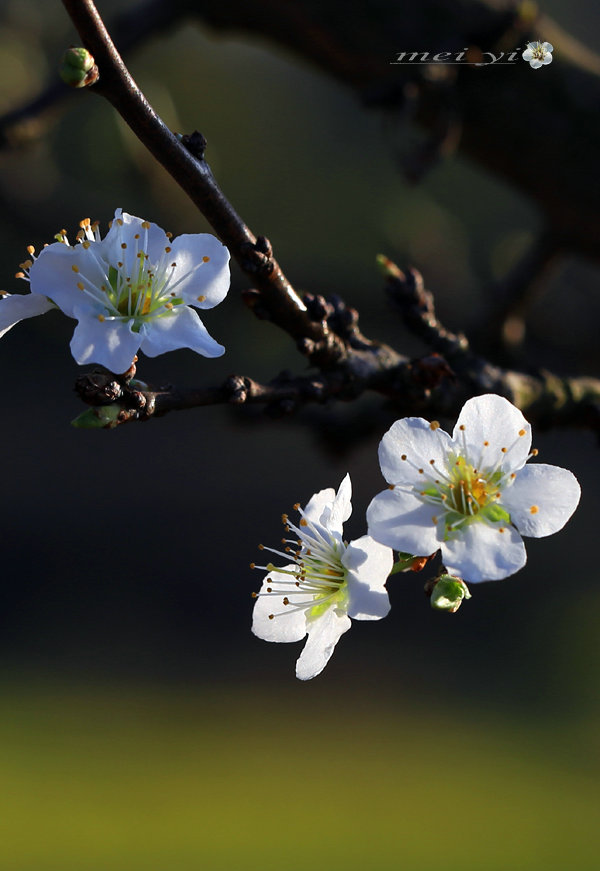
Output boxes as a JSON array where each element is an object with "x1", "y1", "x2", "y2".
[
  {"x1": 252, "y1": 395, "x2": 580, "y2": 679},
  {"x1": 0, "y1": 212, "x2": 581, "y2": 682},
  {"x1": 0, "y1": 209, "x2": 230, "y2": 373}
]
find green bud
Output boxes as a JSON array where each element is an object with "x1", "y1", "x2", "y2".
[
  {"x1": 71, "y1": 404, "x2": 122, "y2": 429},
  {"x1": 430, "y1": 574, "x2": 471, "y2": 613},
  {"x1": 60, "y1": 47, "x2": 99, "y2": 88}
]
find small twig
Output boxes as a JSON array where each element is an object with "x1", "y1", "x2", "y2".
[{"x1": 0, "y1": 0, "x2": 186, "y2": 149}]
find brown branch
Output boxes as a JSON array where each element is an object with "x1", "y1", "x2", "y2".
[
  {"x1": 72, "y1": 276, "x2": 600, "y2": 432},
  {"x1": 61, "y1": 0, "x2": 345, "y2": 367},
  {"x1": 7, "y1": 0, "x2": 600, "y2": 262},
  {"x1": 52, "y1": 1, "x2": 599, "y2": 435}
]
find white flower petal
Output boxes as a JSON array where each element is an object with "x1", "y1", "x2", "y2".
[
  {"x1": 139, "y1": 305, "x2": 224, "y2": 358},
  {"x1": 542, "y1": 54, "x2": 553, "y2": 65},
  {"x1": 103, "y1": 210, "x2": 170, "y2": 277},
  {"x1": 168, "y1": 234, "x2": 231, "y2": 308},
  {"x1": 303, "y1": 486, "x2": 336, "y2": 525},
  {"x1": 454, "y1": 394, "x2": 531, "y2": 473},
  {"x1": 70, "y1": 310, "x2": 141, "y2": 372},
  {"x1": 530, "y1": 59, "x2": 543, "y2": 69},
  {"x1": 378, "y1": 417, "x2": 454, "y2": 485},
  {"x1": 502, "y1": 464, "x2": 580, "y2": 538},
  {"x1": 344, "y1": 535, "x2": 392, "y2": 620},
  {"x1": 295, "y1": 606, "x2": 351, "y2": 680},
  {"x1": 251, "y1": 569, "x2": 308, "y2": 643},
  {"x1": 442, "y1": 521, "x2": 526, "y2": 583},
  {"x1": 367, "y1": 487, "x2": 440, "y2": 556},
  {"x1": 0, "y1": 292, "x2": 54, "y2": 338},
  {"x1": 522, "y1": 49, "x2": 534, "y2": 61},
  {"x1": 319, "y1": 474, "x2": 352, "y2": 536},
  {"x1": 542, "y1": 43, "x2": 553, "y2": 52},
  {"x1": 29, "y1": 242, "x2": 104, "y2": 318}
]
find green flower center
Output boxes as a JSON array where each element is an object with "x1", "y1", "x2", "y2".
[
  {"x1": 418, "y1": 452, "x2": 511, "y2": 540},
  {"x1": 104, "y1": 257, "x2": 181, "y2": 326}
]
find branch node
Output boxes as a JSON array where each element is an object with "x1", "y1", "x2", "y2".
[{"x1": 179, "y1": 130, "x2": 207, "y2": 160}]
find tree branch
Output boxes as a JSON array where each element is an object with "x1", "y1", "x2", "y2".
[
  {"x1": 53, "y1": 0, "x2": 600, "y2": 436},
  {"x1": 61, "y1": 0, "x2": 346, "y2": 368}
]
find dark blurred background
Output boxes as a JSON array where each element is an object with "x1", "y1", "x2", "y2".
[{"x1": 0, "y1": 1, "x2": 598, "y2": 868}]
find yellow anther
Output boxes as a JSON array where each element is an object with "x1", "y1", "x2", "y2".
[
  {"x1": 121, "y1": 242, "x2": 127, "y2": 249},
  {"x1": 430, "y1": 420, "x2": 440, "y2": 430},
  {"x1": 77, "y1": 282, "x2": 84, "y2": 290},
  {"x1": 71, "y1": 265, "x2": 79, "y2": 273},
  {"x1": 97, "y1": 314, "x2": 105, "y2": 322},
  {"x1": 401, "y1": 454, "x2": 407, "y2": 460},
  {"x1": 197, "y1": 295, "x2": 206, "y2": 302},
  {"x1": 82, "y1": 241, "x2": 90, "y2": 249},
  {"x1": 141, "y1": 221, "x2": 150, "y2": 229},
  {"x1": 165, "y1": 246, "x2": 171, "y2": 253},
  {"x1": 518, "y1": 429, "x2": 526, "y2": 437},
  {"x1": 202, "y1": 256, "x2": 210, "y2": 263},
  {"x1": 530, "y1": 505, "x2": 539, "y2": 514},
  {"x1": 26, "y1": 245, "x2": 35, "y2": 256},
  {"x1": 459, "y1": 424, "x2": 466, "y2": 431}
]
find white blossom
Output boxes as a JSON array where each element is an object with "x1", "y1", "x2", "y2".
[
  {"x1": 251, "y1": 475, "x2": 393, "y2": 680},
  {"x1": 2, "y1": 209, "x2": 230, "y2": 373},
  {"x1": 367, "y1": 394, "x2": 580, "y2": 583},
  {"x1": 522, "y1": 42, "x2": 553, "y2": 69}
]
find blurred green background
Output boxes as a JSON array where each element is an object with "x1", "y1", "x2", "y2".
[{"x1": 0, "y1": 1, "x2": 598, "y2": 868}]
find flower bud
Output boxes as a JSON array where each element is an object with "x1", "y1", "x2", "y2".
[
  {"x1": 430, "y1": 574, "x2": 471, "y2": 613},
  {"x1": 60, "y1": 47, "x2": 99, "y2": 88}
]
